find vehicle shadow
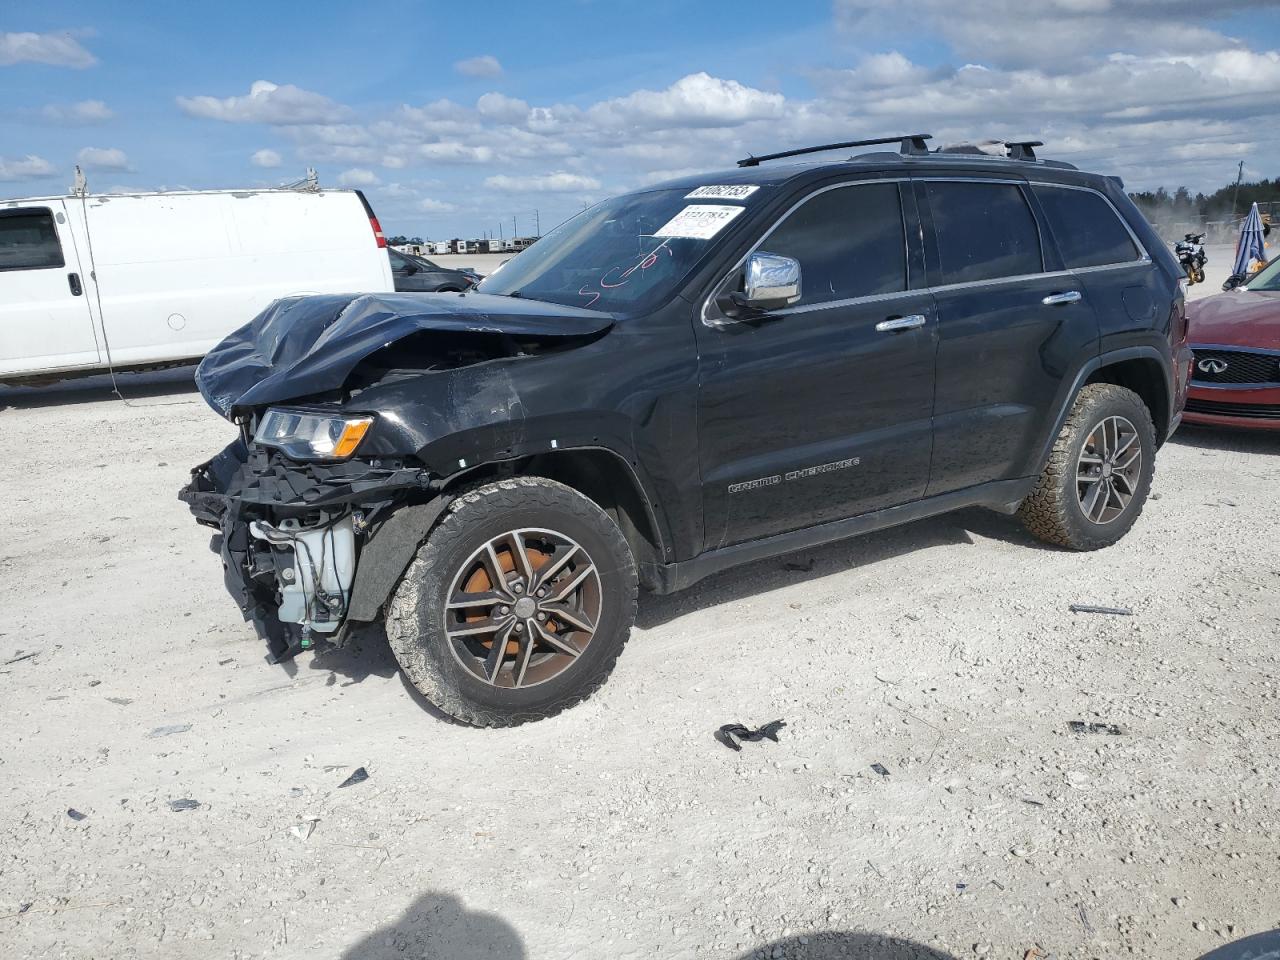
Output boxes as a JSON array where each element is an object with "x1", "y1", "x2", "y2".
[
  {"x1": 1171, "y1": 422, "x2": 1280, "y2": 454},
  {"x1": 0, "y1": 364, "x2": 201, "y2": 410},
  {"x1": 637, "y1": 505, "x2": 1032, "y2": 630},
  {"x1": 338, "y1": 890, "x2": 526, "y2": 959},
  {"x1": 735, "y1": 933, "x2": 958, "y2": 959}
]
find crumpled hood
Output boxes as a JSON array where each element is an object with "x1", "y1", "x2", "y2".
[
  {"x1": 195, "y1": 292, "x2": 614, "y2": 417},
  {"x1": 1187, "y1": 289, "x2": 1280, "y2": 350}
]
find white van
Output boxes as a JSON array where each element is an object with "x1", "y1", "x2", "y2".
[{"x1": 0, "y1": 187, "x2": 394, "y2": 379}]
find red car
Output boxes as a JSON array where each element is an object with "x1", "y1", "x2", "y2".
[{"x1": 1184, "y1": 258, "x2": 1280, "y2": 430}]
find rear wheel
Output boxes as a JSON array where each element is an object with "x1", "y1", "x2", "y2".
[
  {"x1": 386, "y1": 477, "x2": 637, "y2": 726},
  {"x1": 1017, "y1": 384, "x2": 1156, "y2": 550}
]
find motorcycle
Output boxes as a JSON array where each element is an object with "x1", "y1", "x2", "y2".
[{"x1": 1175, "y1": 233, "x2": 1207, "y2": 285}]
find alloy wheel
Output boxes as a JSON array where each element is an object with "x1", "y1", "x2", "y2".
[
  {"x1": 444, "y1": 528, "x2": 602, "y2": 688},
  {"x1": 1075, "y1": 415, "x2": 1143, "y2": 525}
]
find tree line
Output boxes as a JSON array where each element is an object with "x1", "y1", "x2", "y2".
[{"x1": 1129, "y1": 178, "x2": 1280, "y2": 223}]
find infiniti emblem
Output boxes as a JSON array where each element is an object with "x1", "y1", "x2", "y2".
[{"x1": 1197, "y1": 358, "x2": 1229, "y2": 374}]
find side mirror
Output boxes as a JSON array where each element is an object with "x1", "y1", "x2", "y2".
[{"x1": 733, "y1": 252, "x2": 802, "y2": 314}]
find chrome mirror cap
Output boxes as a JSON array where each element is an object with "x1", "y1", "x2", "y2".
[{"x1": 744, "y1": 252, "x2": 802, "y2": 309}]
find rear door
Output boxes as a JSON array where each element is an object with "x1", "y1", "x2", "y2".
[
  {"x1": 695, "y1": 179, "x2": 937, "y2": 548},
  {"x1": 917, "y1": 178, "x2": 1099, "y2": 495},
  {"x1": 0, "y1": 203, "x2": 100, "y2": 376}
]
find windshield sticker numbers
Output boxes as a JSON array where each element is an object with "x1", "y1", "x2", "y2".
[
  {"x1": 685, "y1": 185, "x2": 760, "y2": 201},
  {"x1": 578, "y1": 240, "x2": 675, "y2": 307},
  {"x1": 654, "y1": 204, "x2": 745, "y2": 240}
]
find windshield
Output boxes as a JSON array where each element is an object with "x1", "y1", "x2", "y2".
[
  {"x1": 475, "y1": 187, "x2": 753, "y2": 312},
  {"x1": 1245, "y1": 257, "x2": 1280, "y2": 291}
]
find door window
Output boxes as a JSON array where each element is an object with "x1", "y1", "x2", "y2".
[
  {"x1": 1033, "y1": 185, "x2": 1141, "y2": 268},
  {"x1": 0, "y1": 208, "x2": 65, "y2": 271},
  {"x1": 925, "y1": 182, "x2": 1041, "y2": 284},
  {"x1": 757, "y1": 182, "x2": 906, "y2": 306}
]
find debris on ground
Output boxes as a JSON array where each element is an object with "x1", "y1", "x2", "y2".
[
  {"x1": 106, "y1": 697, "x2": 133, "y2": 706},
  {"x1": 1068, "y1": 604, "x2": 1133, "y2": 616},
  {"x1": 217, "y1": 658, "x2": 234, "y2": 666},
  {"x1": 871, "y1": 762, "x2": 891, "y2": 777},
  {"x1": 66, "y1": 808, "x2": 87, "y2": 821},
  {"x1": 289, "y1": 817, "x2": 320, "y2": 840},
  {"x1": 1068, "y1": 721, "x2": 1124, "y2": 736},
  {"x1": 147, "y1": 723, "x2": 192, "y2": 738},
  {"x1": 714, "y1": 720, "x2": 787, "y2": 752},
  {"x1": 337, "y1": 766, "x2": 369, "y2": 788},
  {"x1": 167, "y1": 799, "x2": 200, "y2": 812},
  {"x1": 782, "y1": 558, "x2": 815, "y2": 572},
  {"x1": 4, "y1": 650, "x2": 39, "y2": 666}
]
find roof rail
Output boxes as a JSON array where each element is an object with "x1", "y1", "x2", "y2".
[
  {"x1": 737, "y1": 133, "x2": 932, "y2": 167},
  {"x1": 1005, "y1": 140, "x2": 1044, "y2": 161}
]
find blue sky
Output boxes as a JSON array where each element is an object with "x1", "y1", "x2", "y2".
[{"x1": 4, "y1": 0, "x2": 1280, "y2": 238}]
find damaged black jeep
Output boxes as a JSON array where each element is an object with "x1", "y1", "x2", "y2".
[{"x1": 182, "y1": 134, "x2": 1189, "y2": 726}]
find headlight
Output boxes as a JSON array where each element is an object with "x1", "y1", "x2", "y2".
[{"x1": 253, "y1": 408, "x2": 374, "y2": 461}]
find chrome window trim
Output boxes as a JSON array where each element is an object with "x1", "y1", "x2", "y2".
[
  {"x1": 700, "y1": 177, "x2": 912, "y2": 327},
  {"x1": 701, "y1": 175, "x2": 1153, "y2": 328},
  {"x1": 1026, "y1": 180, "x2": 1152, "y2": 268}
]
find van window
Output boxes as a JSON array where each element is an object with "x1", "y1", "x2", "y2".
[
  {"x1": 1033, "y1": 185, "x2": 1141, "y2": 268},
  {"x1": 758, "y1": 182, "x2": 905, "y2": 306},
  {"x1": 925, "y1": 182, "x2": 1042, "y2": 284},
  {"x1": 0, "y1": 208, "x2": 66, "y2": 271}
]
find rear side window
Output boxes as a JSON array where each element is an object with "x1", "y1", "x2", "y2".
[
  {"x1": 925, "y1": 182, "x2": 1041, "y2": 284},
  {"x1": 758, "y1": 182, "x2": 905, "y2": 305},
  {"x1": 1033, "y1": 185, "x2": 1141, "y2": 268},
  {"x1": 0, "y1": 208, "x2": 65, "y2": 271}
]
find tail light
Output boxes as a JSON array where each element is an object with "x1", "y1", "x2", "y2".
[{"x1": 368, "y1": 214, "x2": 387, "y2": 249}]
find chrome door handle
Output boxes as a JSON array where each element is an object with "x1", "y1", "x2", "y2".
[
  {"x1": 1042, "y1": 290, "x2": 1082, "y2": 305},
  {"x1": 875, "y1": 314, "x2": 927, "y2": 333}
]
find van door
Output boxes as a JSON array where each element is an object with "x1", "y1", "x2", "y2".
[
  {"x1": 0, "y1": 203, "x2": 100, "y2": 376},
  {"x1": 695, "y1": 180, "x2": 936, "y2": 548}
]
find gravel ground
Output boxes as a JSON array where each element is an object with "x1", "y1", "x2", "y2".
[{"x1": 2, "y1": 275, "x2": 1278, "y2": 960}]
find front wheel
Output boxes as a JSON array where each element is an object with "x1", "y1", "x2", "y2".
[
  {"x1": 386, "y1": 477, "x2": 637, "y2": 726},
  {"x1": 1017, "y1": 384, "x2": 1156, "y2": 550}
]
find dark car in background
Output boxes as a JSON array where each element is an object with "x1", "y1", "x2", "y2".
[
  {"x1": 1185, "y1": 257, "x2": 1280, "y2": 430},
  {"x1": 389, "y1": 249, "x2": 480, "y2": 292}
]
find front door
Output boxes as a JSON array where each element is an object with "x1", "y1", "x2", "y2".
[
  {"x1": 0, "y1": 203, "x2": 100, "y2": 376},
  {"x1": 695, "y1": 180, "x2": 937, "y2": 550}
]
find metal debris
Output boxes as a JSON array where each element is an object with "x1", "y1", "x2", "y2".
[
  {"x1": 871, "y1": 762, "x2": 891, "y2": 777},
  {"x1": 147, "y1": 723, "x2": 192, "y2": 738},
  {"x1": 168, "y1": 798, "x2": 200, "y2": 812},
  {"x1": 337, "y1": 766, "x2": 369, "y2": 788},
  {"x1": 1067, "y1": 721, "x2": 1124, "y2": 736},
  {"x1": 289, "y1": 818, "x2": 320, "y2": 840},
  {"x1": 66, "y1": 808, "x2": 87, "y2": 821},
  {"x1": 1068, "y1": 604, "x2": 1133, "y2": 616},
  {"x1": 3, "y1": 650, "x2": 39, "y2": 666},
  {"x1": 714, "y1": 720, "x2": 786, "y2": 752}
]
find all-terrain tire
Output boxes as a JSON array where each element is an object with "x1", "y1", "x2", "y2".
[
  {"x1": 386, "y1": 476, "x2": 638, "y2": 727},
  {"x1": 1017, "y1": 383, "x2": 1157, "y2": 550}
]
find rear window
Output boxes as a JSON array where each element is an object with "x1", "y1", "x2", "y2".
[
  {"x1": 925, "y1": 181, "x2": 1042, "y2": 284},
  {"x1": 0, "y1": 208, "x2": 65, "y2": 271},
  {"x1": 757, "y1": 182, "x2": 905, "y2": 306},
  {"x1": 1033, "y1": 185, "x2": 1141, "y2": 269}
]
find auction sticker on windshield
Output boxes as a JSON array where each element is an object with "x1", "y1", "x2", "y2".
[
  {"x1": 654, "y1": 204, "x2": 745, "y2": 240},
  {"x1": 685, "y1": 185, "x2": 760, "y2": 200}
]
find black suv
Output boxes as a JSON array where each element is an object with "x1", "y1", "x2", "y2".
[{"x1": 181, "y1": 134, "x2": 1192, "y2": 727}]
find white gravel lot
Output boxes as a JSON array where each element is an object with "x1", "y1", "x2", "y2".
[{"x1": 1, "y1": 273, "x2": 1278, "y2": 960}]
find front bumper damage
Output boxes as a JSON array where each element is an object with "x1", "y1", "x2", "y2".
[{"x1": 179, "y1": 436, "x2": 434, "y2": 662}]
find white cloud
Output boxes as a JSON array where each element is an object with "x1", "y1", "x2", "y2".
[
  {"x1": 0, "y1": 31, "x2": 96, "y2": 68},
  {"x1": 418, "y1": 142, "x2": 494, "y2": 163},
  {"x1": 250, "y1": 148, "x2": 282, "y2": 168},
  {"x1": 419, "y1": 198, "x2": 457, "y2": 212},
  {"x1": 177, "y1": 80, "x2": 347, "y2": 125},
  {"x1": 484, "y1": 172, "x2": 602, "y2": 192},
  {"x1": 338, "y1": 167, "x2": 380, "y2": 186},
  {"x1": 454, "y1": 54, "x2": 503, "y2": 78},
  {"x1": 476, "y1": 92, "x2": 530, "y2": 123},
  {"x1": 76, "y1": 146, "x2": 131, "y2": 171},
  {"x1": 0, "y1": 154, "x2": 57, "y2": 181},
  {"x1": 42, "y1": 99, "x2": 113, "y2": 124},
  {"x1": 588, "y1": 72, "x2": 786, "y2": 129}
]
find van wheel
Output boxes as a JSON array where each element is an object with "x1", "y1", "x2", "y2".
[
  {"x1": 386, "y1": 477, "x2": 637, "y2": 726},
  {"x1": 1017, "y1": 384, "x2": 1156, "y2": 550}
]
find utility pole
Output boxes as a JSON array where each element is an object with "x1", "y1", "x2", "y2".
[
  {"x1": 1231, "y1": 159, "x2": 1245, "y2": 220},
  {"x1": 535, "y1": 209, "x2": 540, "y2": 236},
  {"x1": 513, "y1": 214, "x2": 518, "y2": 239}
]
